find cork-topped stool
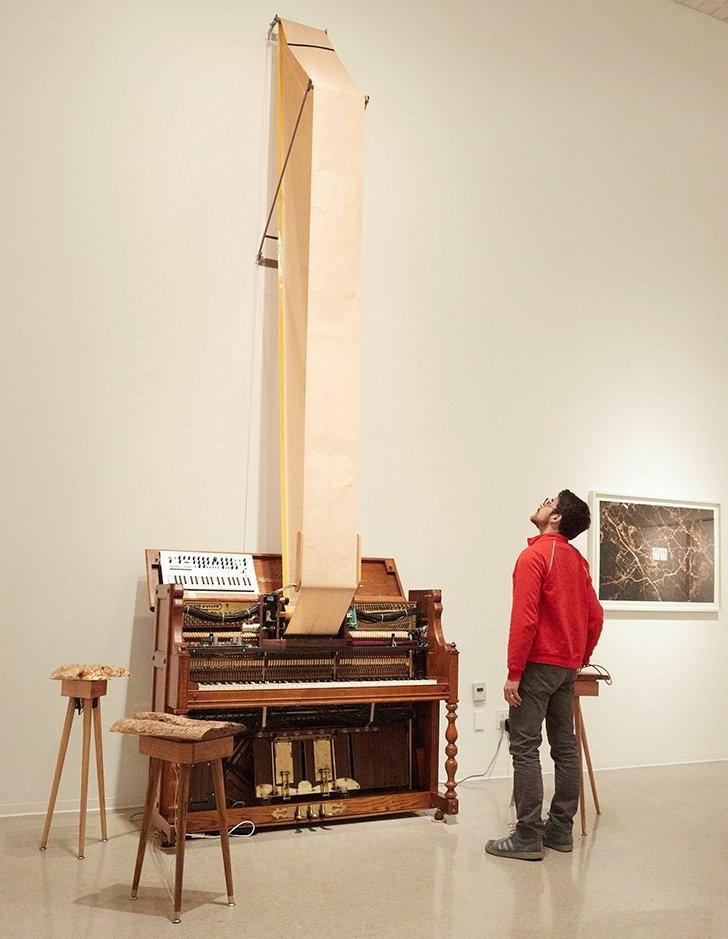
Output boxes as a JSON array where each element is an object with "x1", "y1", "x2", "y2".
[
  {"x1": 111, "y1": 712, "x2": 244, "y2": 924},
  {"x1": 40, "y1": 664, "x2": 129, "y2": 858}
]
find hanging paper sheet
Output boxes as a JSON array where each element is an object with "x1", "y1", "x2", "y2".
[{"x1": 276, "y1": 19, "x2": 364, "y2": 634}]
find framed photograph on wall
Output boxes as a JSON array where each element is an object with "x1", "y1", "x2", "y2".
[{"x1": 589, "y1": 493, "x2": 720, "y2": 612}]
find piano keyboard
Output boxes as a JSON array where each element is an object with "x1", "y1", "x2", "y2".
[
  {"x1": 198, "y1": 679, "x2": 439, "y2": 691},
  {"x1": 160, "y1": 550, "x2": 259, "y2": 593}
]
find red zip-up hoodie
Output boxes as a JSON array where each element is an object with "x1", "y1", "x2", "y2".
[{"x1": 507, "y1": 532, "x2": 603, "y2": 682}]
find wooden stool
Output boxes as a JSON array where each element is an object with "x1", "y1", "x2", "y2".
[
  {"x1": 131, "y1": 735, "x2": 236, "y2": 924},
  {"x1": 574, "y1": 673, "x2": 604, "y2": 836},
  {"x1": 40, "y1": 679, "x2": 108, "y2": 858}
]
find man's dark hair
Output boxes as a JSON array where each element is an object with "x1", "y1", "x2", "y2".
[{"x1": 556, "y1": 489, "x2": 591, "y2": 540}]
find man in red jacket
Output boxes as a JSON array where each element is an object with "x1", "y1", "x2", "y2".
[{"x1": 486, "y1": 490, "x2": 603, "y2": 861}]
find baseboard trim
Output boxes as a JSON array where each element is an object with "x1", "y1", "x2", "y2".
[
  {"x1": 5, "y1": 757, "x2": 728, "y2": 815},
  {"x1": 456, "y1": 755, "x2": 728, "y2": 786},
  {"x1": 1, "y1": 800, "x2": 142, "y2": 818}
]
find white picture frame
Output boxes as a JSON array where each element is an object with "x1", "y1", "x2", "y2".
[{"x1": 588, "y1": 492, "x2": 720, "y2": 613}]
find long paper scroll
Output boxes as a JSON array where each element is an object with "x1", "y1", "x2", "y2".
[{"x1": 276, "y1": 20, "x2": 364, "y2": 634}]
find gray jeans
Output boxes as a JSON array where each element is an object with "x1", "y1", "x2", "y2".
[{"x1": 509, "y1": 662, "x2": 579, "y2": 841}]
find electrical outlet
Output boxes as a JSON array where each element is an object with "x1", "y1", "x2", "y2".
[{"x1": 495, "y1": 709, "x2": 508, "y2": 729}]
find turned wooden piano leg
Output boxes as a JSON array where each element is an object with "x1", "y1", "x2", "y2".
[{"x1": 444, "y1": 701, "x2": 458, "y2": 816}]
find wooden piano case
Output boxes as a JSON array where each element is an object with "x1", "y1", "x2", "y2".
[{"x1": 145, "y1": 550, "x2": 458, "y2": 842}]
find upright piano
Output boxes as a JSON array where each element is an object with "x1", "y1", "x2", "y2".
[{"x1": 146, "y1": 549, "x2": 458, "y2": 840}]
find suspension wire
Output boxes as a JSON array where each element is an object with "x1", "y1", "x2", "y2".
[{"x1": 255, "y1": 79, "x2": 313, "y2": 266}]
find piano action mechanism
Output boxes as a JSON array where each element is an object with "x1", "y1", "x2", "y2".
[{"x1": 146, "y1": 549, "x2": 459, "y2": 839}]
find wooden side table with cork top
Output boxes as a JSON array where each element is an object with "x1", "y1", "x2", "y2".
[{"x1": 40, "y1": 664, "x2": 129, "y2": 859}]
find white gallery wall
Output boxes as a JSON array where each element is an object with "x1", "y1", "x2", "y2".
[{"x1": 2, "y1": 0, "x2": 727, "y2": 814}]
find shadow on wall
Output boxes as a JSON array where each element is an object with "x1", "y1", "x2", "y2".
[
  {"x1": 250, "y1": 45, "x2": 282, "y2": 555},
  {"x1": 255, "y1": 262, "x2": 281, "y2": 552},
  {"x1": 112, "y1": 577, "x2": 157, "y2": 808}
]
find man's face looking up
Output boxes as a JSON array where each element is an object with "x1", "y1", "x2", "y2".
[{"x1": 530, "y1": 496, "x2": 559, "y2": 530}]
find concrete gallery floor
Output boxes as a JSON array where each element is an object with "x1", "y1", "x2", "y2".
[{"x1": 2, "y1": 762, "x2": 727, "y2": 938}]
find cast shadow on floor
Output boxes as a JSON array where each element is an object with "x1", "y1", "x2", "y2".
[{"x1": 74, "y1": 883, "x2": 225, "y2": 920}]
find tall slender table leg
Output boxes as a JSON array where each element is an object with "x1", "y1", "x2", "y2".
[
  {"x1": 173, "y1": 765, "x2": 190, "y2": 924},
  {"x1": 40, "y1": 698, "x2": 76, "y2": 850},
  {"x1": 131, "y1": 758, "x2": 162, "y2": 899},
  {"x1": 574, "y1": 698, "x2": 586, "y2": 836},
  {"x1": 78, "y1": 700, "x2": 92, "y2": 858},
  {"x1": 211, "y1": 759, "x2": 235, "y2": 907},
  {"x1": 92, "y1": 701, "x2": 108, "y2": 841},
  {"x1": 579, "y1": 712, "x2": 601, "y2": 814}
]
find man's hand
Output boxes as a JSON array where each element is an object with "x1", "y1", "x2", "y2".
[{"x1": 503, "y1": 679, "x2": 522, "y2": 707}]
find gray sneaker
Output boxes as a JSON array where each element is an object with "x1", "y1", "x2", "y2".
[
  {"x1": 543, "y1": 822, "x2": 573, "y2": 852},
  {"x1": 485, "y1": 830, "x2": 543, "y2": 861}
]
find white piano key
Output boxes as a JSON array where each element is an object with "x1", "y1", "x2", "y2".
[{"x1": 197, "y1": 679, "x2": 439, "y2": 690}]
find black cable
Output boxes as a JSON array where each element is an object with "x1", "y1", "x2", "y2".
[{"x1": 580, "y1": 662, "x2": 612, "y2": 685}]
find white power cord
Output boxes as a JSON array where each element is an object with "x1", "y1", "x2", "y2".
[
  {"x1": 439, "y1": 725, "x2": 509, "y2": 788},
  {"x1": 187, "y1": 819, "x2": 255, "y2": 840},
  {"x1": 457, "y1": 725, "x2": 507, "y2": 785}
]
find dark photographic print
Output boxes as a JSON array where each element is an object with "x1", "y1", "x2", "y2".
[{"x1": 589, "y1": 494, "x2": 720, "y2": 612}]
